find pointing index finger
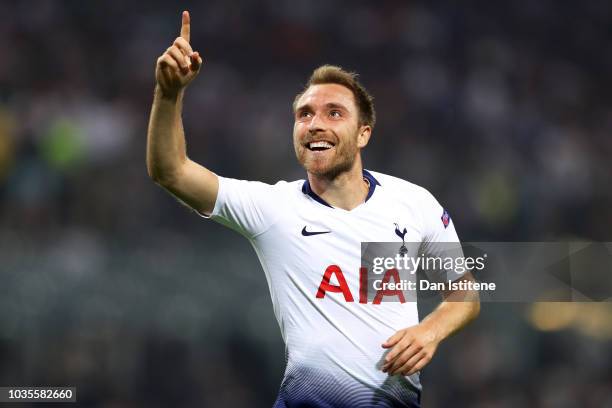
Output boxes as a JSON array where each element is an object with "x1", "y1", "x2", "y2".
[{"x1": 181, "y1": 10, "x2": 190, "y2": 43}]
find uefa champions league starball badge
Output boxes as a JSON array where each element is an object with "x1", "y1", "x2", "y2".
[{"x1": 394, "y1": 223, "x2": 408, "y2": 255}]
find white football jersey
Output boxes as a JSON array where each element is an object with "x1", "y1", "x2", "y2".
[{"x1": 203, "y1": 170, "x2": 461, "y2": 407}]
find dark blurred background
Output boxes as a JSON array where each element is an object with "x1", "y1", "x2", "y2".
[{"x1": 1, "y1": 0, "x2": 611, "y2": 407}]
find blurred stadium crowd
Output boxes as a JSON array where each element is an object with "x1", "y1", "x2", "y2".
[{"x1": 0, "y1": 0, "x2": 611, "y2": 407}]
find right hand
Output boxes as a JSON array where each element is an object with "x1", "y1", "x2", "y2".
[{"x1": 155, "y1": 10, "x2": 203, "y2": 98}]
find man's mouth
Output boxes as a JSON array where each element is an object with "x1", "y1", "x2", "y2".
[{"x1": 307, "y1": 141, "x2": 335, "y2": 151}]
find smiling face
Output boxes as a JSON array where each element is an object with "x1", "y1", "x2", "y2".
[{"x1": 293, "y1": 83, "x2": 371, "y2": 179}]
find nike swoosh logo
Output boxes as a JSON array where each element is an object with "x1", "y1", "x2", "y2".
[{"x1": 301, "y1": 226, "x2": 332, "y2": 236}]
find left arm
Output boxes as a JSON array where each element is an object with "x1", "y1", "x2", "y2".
[{"x1": 381, "y1": 271, "x2": 480, "y2": 376}]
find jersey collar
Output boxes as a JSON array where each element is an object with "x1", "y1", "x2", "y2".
[{"x1": 301, "y1": 169, "x2": 381, "y2": 208}]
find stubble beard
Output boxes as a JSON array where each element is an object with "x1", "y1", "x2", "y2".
[{"x1": 296, "y1": 132, "x2": 360, "y2": 181}]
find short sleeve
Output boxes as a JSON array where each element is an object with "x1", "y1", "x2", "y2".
[
  {"x1": 200, "y1": 176, "x2": 282, "y2": 239},
  {"x1": 419, "y1": 191, "x2": 466, "y2": 283}
]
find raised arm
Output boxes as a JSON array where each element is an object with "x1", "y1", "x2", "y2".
[{"x1": 147, "y1": 10, "x2": 218, "y2": 215}]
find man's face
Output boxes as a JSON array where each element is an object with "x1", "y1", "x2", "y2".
[{"x1": 293, "y1": 84, "x2": 371, "y2": 179}]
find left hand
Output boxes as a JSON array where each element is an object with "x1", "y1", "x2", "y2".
[{"x1": 381, "y1": 324, "x2": 440, "y2": 376}]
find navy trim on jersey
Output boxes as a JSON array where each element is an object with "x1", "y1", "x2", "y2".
[
  {"x1": 363, "y1": 169, "x2": 381, "y2": 201},
  {"x1": 302, "y1": 169, "x2": 381, "y2": 208},
  {"x1": 302, "y1": 180, "x2": 333, "y2": 208}
]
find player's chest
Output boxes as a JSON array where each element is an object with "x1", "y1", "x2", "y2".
[{"x1": 276, "y1": 202, "x2": 424, "y2": 248}]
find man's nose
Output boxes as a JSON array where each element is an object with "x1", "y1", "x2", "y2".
[{"x1": 307, "y1": 113, "x2": 325, "y2": 133}]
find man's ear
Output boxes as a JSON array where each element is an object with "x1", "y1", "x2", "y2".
[{"x1": 357, "y1": 125, "x2": 372, "y2": 148}]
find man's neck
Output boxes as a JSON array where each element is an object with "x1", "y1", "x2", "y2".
[{"x1": 307, "y1": 164, "x2": 369, "y2": 211}]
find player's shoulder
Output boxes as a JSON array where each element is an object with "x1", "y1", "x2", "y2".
[
  {"x1": 272, "y1": 179, "x2": 304, "y2": 192},
  {"x1": 368, "y1": 170, "x2": 438, "y2": 204},
  {"x1": 219, "y1": 176, "x2": 308, "y2": 201},
  {"x1": 217, "y1": 176, "x2": 301, "y2": 200},
  {"x1": 227, "y1": 178, "x2": 300, "y2": 190},
  {"x1": 258, "y1": 179, "x2": 305, "y2": 199}
]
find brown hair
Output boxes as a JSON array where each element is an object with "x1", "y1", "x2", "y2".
[{"x1": 293, "y1": 65, "x2": 376, "y2": 128}]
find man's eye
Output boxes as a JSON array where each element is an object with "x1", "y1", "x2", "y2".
[
  {"x1": 299, "y1": 111, "x2": 311, "y2": 118},
  {"x1": 330, "y1": 110, "x2": 342, "y2": 118}
]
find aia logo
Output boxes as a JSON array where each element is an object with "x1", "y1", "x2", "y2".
[{"x1": 315, "y1": 265, "x2": 406, "y2": 304}]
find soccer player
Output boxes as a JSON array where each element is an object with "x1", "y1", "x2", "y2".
[{"x1": 147, "y1": 11, "x2": 480, "y2": 407}]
